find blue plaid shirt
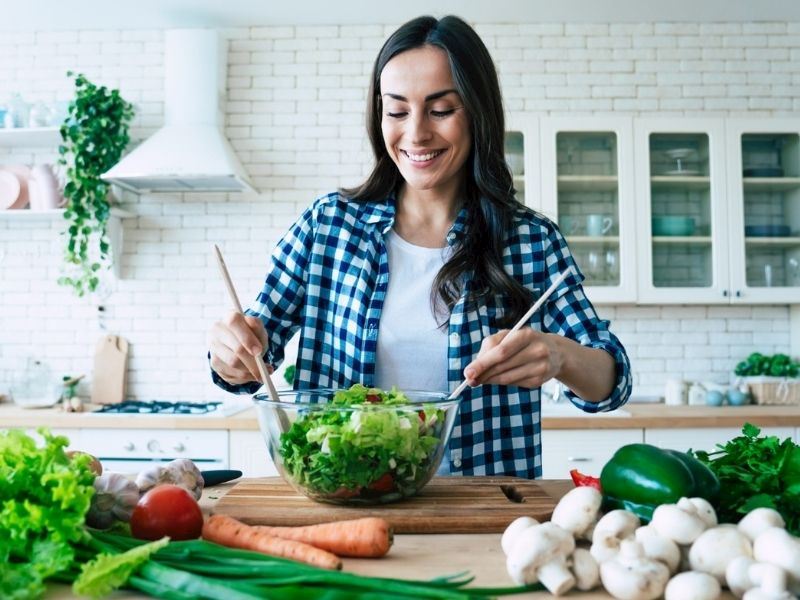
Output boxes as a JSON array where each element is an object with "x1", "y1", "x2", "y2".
[{"x1": 212, "y1": 192, "x2": 632, "y2": 478}]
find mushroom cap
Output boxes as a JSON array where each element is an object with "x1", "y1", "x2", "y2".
[
  {"x1": 738, "y1": 508, "x2": 785, "y2": 543},
  {"x1": 651, "y1": 502, "x2": 709, "y2": 545},
  {"x1": 664, "y1": 571, "x2": 721, "y2": 600},
  {"x1": 635, "y1": 525, "x2": 681, "y2": 574},
  {"x1": 726, "y1": 555, "x2": 756, "y2": 598},
  {"x1": 506, "y1": 522, "x2": 575, "y2": 586},
  {"x1": 590, "y1": 509, "x2": 640, "y2": 563},
  {"x1": 689, "y1": 524, "x2": 753, "y2": 583},
  {"x1": 684, "y1": 497, "x2": 718, "y2": 528},
  {"x1": 550, "y1": 485, "x2": 602, "y2": 538},
  {"x1": 599, "y1": 540, "x2": 670, "y2": 600},
  {"x1": 753, "y1": 527, "x2": 800, "y2": 580},
  {"x1": 501, "y1": 516, "x2": 538, "y2": 556},
  {"x1": 570, "y1": 547, "x2": 600, "y2": 591}
]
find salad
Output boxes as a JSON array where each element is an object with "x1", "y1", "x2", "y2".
[{"x1": 279, "y1": 384, "x2": 447, "y2": 502}]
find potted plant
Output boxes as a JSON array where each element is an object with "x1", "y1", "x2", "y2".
[
  {"x1": 58, "y1": 72, "x2": 134, "y2": 297},
  {"x1": 734, "y1": 352, "x2": 800, "y2": 405}
]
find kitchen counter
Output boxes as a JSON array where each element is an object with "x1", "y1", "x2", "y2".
[
  {"x1": 46, "y1": 479, "x2": 735, "y2": 599},
  {"x1": 4, "y1": 400, "x2": 799, "y2": 430}
]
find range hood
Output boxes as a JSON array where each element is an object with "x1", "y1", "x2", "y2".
[{"x1": 102, "y1": 29, "x2": 256, "y2": 193}]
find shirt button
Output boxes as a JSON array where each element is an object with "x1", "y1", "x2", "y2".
[
  {"x1": 448, "y1": 332, "x2": 460, "y2": 345},
  {"x1": 453, "y1": 458, "x2": 462, "y2": 468}
]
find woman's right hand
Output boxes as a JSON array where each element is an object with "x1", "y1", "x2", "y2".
[{"x1": 208, "y1": 311, "x2": 272, "y2": 385}]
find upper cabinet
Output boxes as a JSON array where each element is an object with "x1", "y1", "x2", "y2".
[
  {"x1": 634, "y1": 119, "x2": 730, "y2": 303},
  {"x1": 540, "y1": 117, "x2": 637, "y2": 303},
  {"x1": 726, "y1": 120, "x2": 800, "y2": 304}
]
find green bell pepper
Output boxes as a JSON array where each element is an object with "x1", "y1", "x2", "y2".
[{"x1": 600, "y1": 443, "x2": 720, "y2": 522}]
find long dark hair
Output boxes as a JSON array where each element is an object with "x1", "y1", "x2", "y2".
[{"x1": 341, "y1": 15, "x2": 533, "y2": 328}]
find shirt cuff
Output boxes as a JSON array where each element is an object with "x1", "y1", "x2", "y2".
[{"x1": 564, "y1": 342, "x2": 632, "y2": 414}]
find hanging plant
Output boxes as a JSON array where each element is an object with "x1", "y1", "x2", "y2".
[{"x1": 58, "y1": 71, "x2": 134, "y2": 297}]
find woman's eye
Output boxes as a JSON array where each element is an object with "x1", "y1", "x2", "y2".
[
  {"x1": 386, "y1": 112, "x2": 407, "y2": 118},
  {"x1": 431, "y1": 109, "x2": 455, "y2": 118}
]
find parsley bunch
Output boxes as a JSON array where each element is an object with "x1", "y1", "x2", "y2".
[{"x1": 694, "y1": 423, "x2": 800, "y2": 535}]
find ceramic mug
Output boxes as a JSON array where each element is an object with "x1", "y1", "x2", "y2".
[
  {"x1": 558, "y1": 215, "x2": 580, "y2": 236},
  {"x1": 586, "y1": 214, "x2": 613, "y2": 237}
]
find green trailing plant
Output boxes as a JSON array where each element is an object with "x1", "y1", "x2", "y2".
[{"x1": 58, "y1": 71, "x2": 134, "y2": 297}]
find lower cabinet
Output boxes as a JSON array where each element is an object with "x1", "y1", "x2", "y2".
[
  {"x1": 645, "y1": 427, "x2": 796, "y2": 453},
  {"x1": 540, "y1": 428, "x2": 644, "y2": 479},
  {"x1": 229, "y1": 430, "x2": 278, "y2": 477}
]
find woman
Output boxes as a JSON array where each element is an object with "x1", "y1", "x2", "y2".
[{"x1": 208, "y1": 15, "x2": 632, "y2": 478}]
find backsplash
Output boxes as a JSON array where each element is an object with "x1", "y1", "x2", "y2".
[{"x1": 0, "y1": 21, "x2": 797, "y2": 401}]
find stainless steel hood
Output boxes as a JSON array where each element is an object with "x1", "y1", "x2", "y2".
[{"x1": 102, "y1": 29, "x2": 256, "y2": 193}]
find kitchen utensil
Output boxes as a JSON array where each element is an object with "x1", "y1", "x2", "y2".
[
  {"x1": 664, "y1": 147, "x2": 696, "y2": 175},
  {"x1": 652, "y1": 216, "x2": 695, "y2": 236},
  {"x1": 448, "y1": 268, "x2": 571, "y2": 401},
  {"x1": 252, "y1": 388, "x2": 459, "y2": 505},
  {"x1": 90, "y1": 334, "x2": 129, "y2": 404},
  {"x1": 201, "y1": 469, "x2": 243, "y2": 487},
  {"x1": 586, "y1": 214, "x2": 613, "y2": 237},
  {"x1": 212, "y1": 476, "x2": 557, "y2": 533},
  {"x1": 213, "y1": 244, "x2": 280, "y2": 403}
]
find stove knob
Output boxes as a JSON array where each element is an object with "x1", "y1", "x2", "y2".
[
  {"x1": 147, "y1": 440, "x2": 161, "y2": 452},
  {"x1": 173, "y1": 443, "x2": 186, "y2": 452},
  {"x1": 124, "y1": 442, "x2": 135, "y2": 451}
]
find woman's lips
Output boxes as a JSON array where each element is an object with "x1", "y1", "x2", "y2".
[{"x1": 401, "y1": 149, "x2": 444, "y2": 167}]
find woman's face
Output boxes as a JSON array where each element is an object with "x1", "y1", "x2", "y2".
[{"x1": 380, "y1": 45, "x2": 471, "y2": 197}]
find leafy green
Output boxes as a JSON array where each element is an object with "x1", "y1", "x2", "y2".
[
  {"x1": 280, "y1": 384, "x2": 445, "y2": 500},
  {"x1": 0, "y1": 428, "x2": 96, "y2": 599},
  {"x1": 693, "y1": 423, "x2": 800, "y2": 535},
  {"x1": 73, "y1": 536, "x2": 168, "y2": 598},
  {"x1": 734, "y1": 352, "x2": 800, "y2": 377}
]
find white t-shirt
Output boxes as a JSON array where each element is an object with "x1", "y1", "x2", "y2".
[{"x1": 374, "y1": 230, "x2": 451, "y2": 393}]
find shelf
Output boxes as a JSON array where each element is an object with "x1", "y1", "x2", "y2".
[
  {"x1": 0, "y1": 207, "x2": 134, "y2": 219},
  {"x1": 557, "y1": 175, "x2": 618, "y2": 192},
  {"x1": 745, "y1": 236, "x2": 800, "y2": 247},
  {"x1": 742, "y1": 177, "x2": 800, "y2": 192},
  {"x1": 0, "y1": 127, "x2": 61, "y2": 147},
  {"x1": 650, "y1": 176, "x2": 710, "y2": 190},
  {"x1": 565, "y1": 236, "x2": 620, "y2": 244},
  {"x1": 652, "y1": 236, "x2": 712, "y2": 244}
]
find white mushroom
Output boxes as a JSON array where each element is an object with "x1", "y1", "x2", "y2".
[
  {"x1": 664, "y1": 571, "x2": 721, "y2": 600},
  {"x1": 501, "y1": 516, "x2": 539, "y2": 556},
  {"x1": 635, "y1": 525, "x2": 681, "y2": 574},
  {"x1": 569, "y1": 547, "x2": 600, "y2": 591},
  {"x1": 651, "y1": 497, "x2": 712, "y2": 545},
  {"x1": 590, "y1": 509, "x2": 640, "y2": 563},
  {"x1": 689, "y1": 524, "x2": 753, "y2": 583},
  {"x1": 742, "y1": 562, "x2": 794, "y2": 600},
  {"x1": 727, "y1": 556, "x2": 757, "y2": 598},
  {"x1": 599, "y1": 539, "x2": 670, "y2": 600},
  {"x1": 738, "y1": 509, "x2": 785, "y2": 543},
  {"x1": 550, "y1": 485, "x2": 603, "y2": 540},
  {"x1": 506, "y1": 522, "x2": 576, "y2": 595},
  {"x1": 752, "y1": 527, "x2": 800, "y2": 594},
  {"x1": 685, "y1": 497, "x2": 718, "y2": 528}
]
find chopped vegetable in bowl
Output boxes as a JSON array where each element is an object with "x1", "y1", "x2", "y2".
[{"x1": 253, "y1": 385, "x2": 460, "y2": 504}]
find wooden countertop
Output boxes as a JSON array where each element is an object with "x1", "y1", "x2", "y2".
[
  {"x1": 46, "y1": 479, "x2": 735, "y2": 599},
  {"x1": 4, "y1": 401, "x2": 799, "y2": 431}
]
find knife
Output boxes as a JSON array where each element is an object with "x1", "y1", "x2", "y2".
[{"x1": 201, "y1": 469, "x2": 243, "y2": 487}]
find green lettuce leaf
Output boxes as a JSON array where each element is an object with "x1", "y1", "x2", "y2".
[{"x1": 73, "y1": 537, "x2": 169, "y2": 598}]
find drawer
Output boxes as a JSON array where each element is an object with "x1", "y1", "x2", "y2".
[{"x1": 540, "y1": 428, "x2": 644, "y2": 479}]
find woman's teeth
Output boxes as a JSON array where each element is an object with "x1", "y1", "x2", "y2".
[{"x1": 404, "y1": 150, "x2": 443, "y2": 162}]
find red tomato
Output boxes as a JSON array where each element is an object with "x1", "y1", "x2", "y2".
[
  {"x1": 130, "y1": 484, "x2": 204, "y2": 541},
  {"x1": 368, "y1": 472, "x2": 395, "y2": 493},
  {"x1": 365, "y1": 393, "x2": 381, "y2": 403},
  {"x1": 417, "y1": 410, "x2": 426, "y2": 422}
]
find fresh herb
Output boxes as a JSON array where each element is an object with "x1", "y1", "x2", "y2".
[
  {"x1": 734, "y1": 352, "x2": 799, "y2": 378},
  {"x1": 693, "y1": 423, "x2": 800, "y2": 535},
  {"x1": 280, "y1": 384, "x2": 444, "y2": 500},
  {"x1": 73, "y1": 536, "x2": 168, "y2": 598},
  {"x1": 0, "y1": 428, "x2": 96, "y2": 599}
]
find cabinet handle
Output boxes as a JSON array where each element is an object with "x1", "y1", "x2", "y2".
[
  {"x1": 735, "y1": 290, "x2": 742, "y2": 298},
  {"x1": 173, "y1": 443, "x2": 186, "y2": 452},
  {"x1": 123, "y1": 442, "x2": 135, "y2": 451},
  {"x1": 147, "y1": 440, "x2": 161, "y2": 452},
  {"x1": 567, "y1": 457, "x2": 592, "y2": 462},
  {"x1": 722, "y1": 290, "x2": 729, "y2": 297}
]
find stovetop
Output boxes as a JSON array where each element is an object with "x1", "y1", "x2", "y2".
[{"x1": 91, "y1": 399, "x2": 250, "y2": 417}]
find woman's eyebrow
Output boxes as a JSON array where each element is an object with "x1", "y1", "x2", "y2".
[{"x1": 381, "y1": 89, "x2": 459, "y2": 102}]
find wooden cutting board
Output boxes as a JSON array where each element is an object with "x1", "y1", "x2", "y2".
[
  {"x1": 90, "y1": 334, "x2": 129, "y2": 405},
  {"x1": 212, "y1": 476, "x2": 557, "y2": 533}
]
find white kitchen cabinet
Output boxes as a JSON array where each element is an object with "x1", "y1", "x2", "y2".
[
  {"x1": 540, "y1": 117, "x2": 637, "y2": 303},
  {"x1": 634, "y1": 118, "x2": 731, "y2": 303},
  {"x1": 645, "y1": 426, "x2": 795, "y2": 453},
  {"x1": 229, "y1": 430, "x2": 278, "y2": 477},
  {"x1": 725, "y1": 119, "x2": 800, "y2": 303},
  {"x1": 540, "y1": 428, "x2": 643, "y2": 479},
  {"x1": 23, "y1": 427, "x2": 82, "y2": 449},
  {"x1": 506, "y1": 114, "x2": 540, "y2": 212}
]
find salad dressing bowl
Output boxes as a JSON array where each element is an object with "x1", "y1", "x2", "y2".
[{"x1": 252, "y1": 386, "x2": 460, "y2": 505}]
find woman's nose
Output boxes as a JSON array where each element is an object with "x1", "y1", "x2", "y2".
[{"x1": 408, "y1": 113, "x2": 432, "y2": 144}]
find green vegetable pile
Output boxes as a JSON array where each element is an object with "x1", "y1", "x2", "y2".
[
  {"x1": 694, "y1": 423, "x2": 800, "y2": 536},
  {"x1": 734, "y1": 352, "x2": 799, "y2": 378},
  {"x1": 3, "y1": 427, "x2": 536, "y2": 599},
  {"x1": 280, "y1": 384, "x2": 446, "y2": 501}
]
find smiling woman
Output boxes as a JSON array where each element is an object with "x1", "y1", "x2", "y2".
[{"x1": 207, "y1": 15, "x2": 632, "y2": 480}]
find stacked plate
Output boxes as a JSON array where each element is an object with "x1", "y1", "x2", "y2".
[{"x1": 0, "y1": 166, "x2": 31, "y2": 210}]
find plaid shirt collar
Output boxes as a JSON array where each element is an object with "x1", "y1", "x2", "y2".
[{"x1": 359, "y1": 194, "x2": 469, "y2": 246}]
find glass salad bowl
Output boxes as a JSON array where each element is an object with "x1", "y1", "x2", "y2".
[{"x1": 252, "y1": 386, "x2": 460, "y2": 505}]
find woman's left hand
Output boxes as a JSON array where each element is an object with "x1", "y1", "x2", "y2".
[{"x1": 463, "y1": 329, "x2": 564, "y2": 389}]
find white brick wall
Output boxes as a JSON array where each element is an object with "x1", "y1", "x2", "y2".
[{"x1": 1, "y1": 21, "x2": 798, "y2": 402}]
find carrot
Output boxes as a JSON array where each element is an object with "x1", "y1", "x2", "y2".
[
  {"x1": 202, "y1": 514, "x2": 342, "y2": 571},
  {"x1": 251, "y1": 517, "x2": 393, "y2": 558}
]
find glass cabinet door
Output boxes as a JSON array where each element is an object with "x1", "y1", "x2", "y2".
[
  {"x1": 540, "y1": 117, "x2": 636, "y2": 303},
  {"x1": 727, "y1": 121, "x2": 800, "y2": 302},
  {"x1": 635, "y1": 119, "x2": 729, "y2": 303}
]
